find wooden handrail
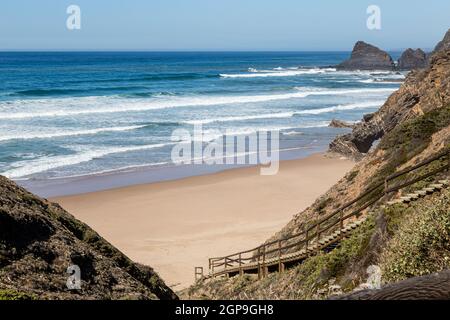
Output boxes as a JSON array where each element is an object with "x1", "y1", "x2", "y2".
[{"x1": 207, "y1": 149, "x2": 450, "y2": 274}]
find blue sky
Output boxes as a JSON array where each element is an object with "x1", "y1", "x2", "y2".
[{"x1": 0, "y1": 0, "x2": 449, "y2": 51}]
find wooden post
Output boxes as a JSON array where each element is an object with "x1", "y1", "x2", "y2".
[
  {"x1": 340, "y1": 210, "x2": 344, "y2": 240},
  {"x1": 316, "y1": 221, "x2": 321, "y2": 252},
  {"x1": 305, "y1": 228, "x2": 309, "y2": 255},
  {"x1": 257, "y1": 247, "x2": 261, "y2": 280},
  {"x1": 262, "y1": 245, "x2": 266, "y2": 278},
  {"x1": 239, "y1": 253, "x2": 243, "y2": 276},
  {"x1": 278, "y1": 240, "x2": 282, "y2": 273},
  {"x1": 447, "y1": 151, "x2": 450, "y2": 172},
  {"x1": 195, "y1": 267, "x2": 204, "y2": 281}
]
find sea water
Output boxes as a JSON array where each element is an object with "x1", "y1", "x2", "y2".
[{"x1": 0, "y1": 51, "x2": 403, "y2": 181}]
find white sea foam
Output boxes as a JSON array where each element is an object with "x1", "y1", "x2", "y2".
[
  {"x1": 283, "y1": 131, "x2": 304, "y2": 136},
  {"x1": 3, "y1": 123, "x2": 330, "y2": 178},
  {"x1": 2, "y1": 143, "x2": 173, "y2": 178},
  {"x1": 0, "y1": 88, "x2": 395, "y2": 120},
  {"x1": 197, "y1": 126, "x2": 301, "y2": 142},
  {"x1": 220, "y1": 67, "x2": 406, "y2": 79},
  {"x1": 182, "y1": 99, "x2": 384, "y2": 124},
  {"x1": 183, "y1": 112, "x2": 296, "y2": 125},
  {"x1": 359, "y1": 79, "x2": 375, "y2": 83},
  {"x1": 359, "y1": 78, "x2": 403, "y2": 84},
  {"x1": 220, "y1": 68, "x2": 336, "y2": 78},
  {"x1": 34, "y1": 145, "x2": 312, "y2": 181},
  {"x1": 292, "y1": 87, "x2": 395, "y2": 96},
  {"x1": 0, "y1": 125, "x2": 146, "y2": 142},
  {"x1": 295, "y1": 100, "x2": 385, "y2": 115}
]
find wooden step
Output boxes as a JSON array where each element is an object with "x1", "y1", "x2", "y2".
[
  {"x1": 387, "y1": 199, "x2": 402, "y2": 205},
  {"x1": 400, "y1": 197, "x2": 412, "y2": 203},
  {"x1": 438, "y1": 180, "x2": 449, "y2": 186},
  {"x1": 423, "y1": 187, "x2": 436, "y2": 193}
]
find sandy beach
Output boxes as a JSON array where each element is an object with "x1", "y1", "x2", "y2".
[{"x1": 52, "y1": 153, "x2": 354, "y2": 289}]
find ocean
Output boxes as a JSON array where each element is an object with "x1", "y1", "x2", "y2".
[{"x1": 0, "y1": 51, "x2": 403, "y2": 184}]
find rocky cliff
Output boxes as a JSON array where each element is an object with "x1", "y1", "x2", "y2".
[
  {"x1": 330, "y1": 48, "x2": 450, "y2": 159},
  {"x1": 0, "y1": 176, "x2": 178, "y2": 300},
  {"x1": 398, "y1": 48, "x2": 427, "y2": 70},
  {"x1": 432, "y1": 28, "x2": 450, "y2": 54},
  {"x1": 337, "y1": 41, "x2": 395, "y2": 70},
  {"x1": 329, "y1": 119, "x2": 355, "y2": 129},
  {"x1": 187, "y1": 42, "x2": 450, "y2": 300}
]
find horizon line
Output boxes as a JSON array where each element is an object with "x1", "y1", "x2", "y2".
[{"x1": 0, "y1": 48, "x2": 431, "y2": 53}]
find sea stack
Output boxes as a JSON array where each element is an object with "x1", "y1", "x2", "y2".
[
  {"x1": 397, "y1": 48, "x2": 427, "y2": 70},
  {"x1": 337, "y1": 41, "x2": 395, "y2": 70}
]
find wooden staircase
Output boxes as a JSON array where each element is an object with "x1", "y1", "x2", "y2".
[
  {"x1": 195, "y1": 150, "x2": 450, "y2": 281},
  {"x1": 386, "y1": 180, "x2": 449, "y2": 205}
]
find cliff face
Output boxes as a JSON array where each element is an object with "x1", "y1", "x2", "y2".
[
  {"x1": 0, "y1": 176, "x2": 177, "y2": 300},
  {"x1": 433, "y1": 28, "x2": 450, "y2": 54},
  {"x1": 330, "y1": 49, "x2": 450, "y2": 160},
  {"x1": 337, "y1": 41, "x2": 395, "y2": 70}
]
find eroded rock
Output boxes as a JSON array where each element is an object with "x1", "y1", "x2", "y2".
[{"x1": 337, "y1": 41, "x2": 395, "y2": 70}]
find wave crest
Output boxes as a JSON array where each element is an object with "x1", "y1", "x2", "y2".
[{"x1": 0, "y1": 88, "x2": 395, "y2": 120}]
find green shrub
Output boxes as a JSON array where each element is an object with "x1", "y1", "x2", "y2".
[
  {"x1": 381, "y1": 190, "x2": 450, "y2": 282},
  {"x1": 0, "y1": 290, "x2": 35, "y2": 300},
  {"x1": 289, "y1": 214, "x2": 377, "y2": 296}
]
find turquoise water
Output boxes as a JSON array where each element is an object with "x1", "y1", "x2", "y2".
[{"x1": 0, "y1": 52, "x2": 403, "y2": 180}]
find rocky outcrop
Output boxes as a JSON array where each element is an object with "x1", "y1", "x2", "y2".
[
  {"x1": 0, "y1": 176, "x2": 178, "y2": 300},
  {"x1": 337, "y1": 41, "x2": 395, "y2": 70},
  {"x1": 398, "y1": 48, "x2": 427, "y2": 70},
  {"x1": 329, "y1": 119, "x2": 355, "y2": 129},
  {"x1": 329, "y1": 48, "x2": 450, "y2": 159},
  {"x1": 433, "y1": 28, "x2": 450, "y2": 54}
]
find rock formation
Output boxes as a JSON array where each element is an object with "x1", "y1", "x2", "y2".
[
  {"x1": 337, "y1": 41, "x2": 395, "y2": 70},
  {"x1": 329, "y1": 119, "x2": 355, "y2": 129},
  {"x1": 397, "y1": 48, "x2": 427, "y2": 70},
  {"x1": 329, "y1": 48, "x2": 450, "y2": 159},
  {"x1": 433, "y1": 28, "x2": 450, "y2": 54},
  {"x1": 0, "y1": 176, "x2": 178, "y2": 300}
]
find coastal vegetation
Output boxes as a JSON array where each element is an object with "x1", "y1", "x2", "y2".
[{"x1": 186, "y1": 32, "x2": 450, "y2": 299}]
